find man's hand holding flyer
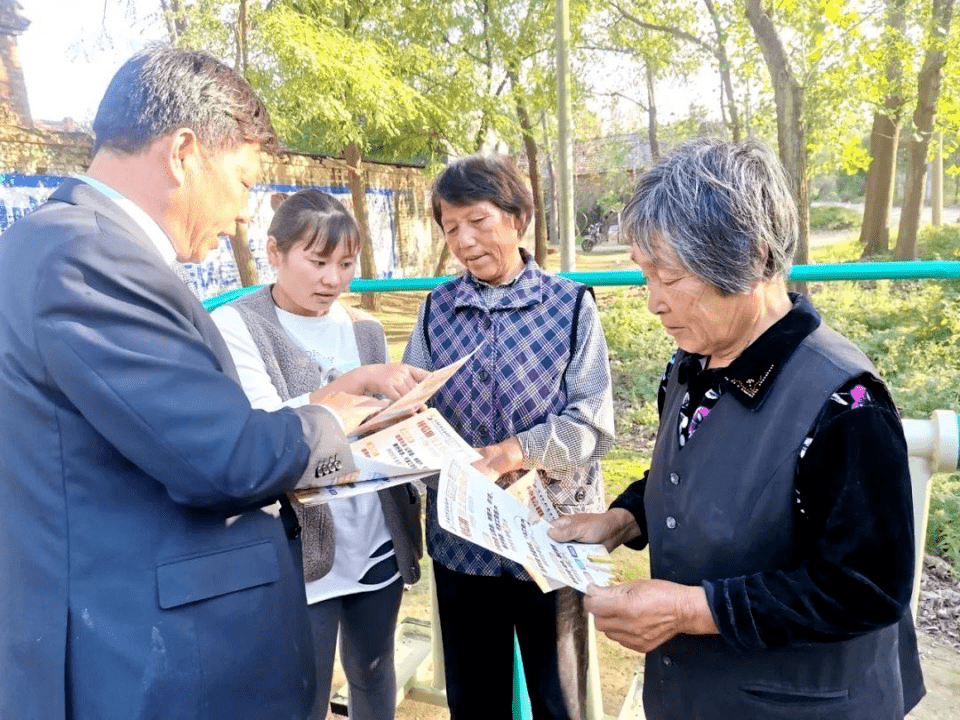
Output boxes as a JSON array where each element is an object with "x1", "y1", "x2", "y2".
[
  {"x1": 436, "y1": 457, "x2": 613, "y2": 593},
  {"x1": 293, "y1": 347, "x2": 481, "y2": 504},
  {"x1": 293, "y1": 408, "x2": 481, "y2": 505}
]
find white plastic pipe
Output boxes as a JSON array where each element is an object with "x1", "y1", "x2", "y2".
[{"x1": 902, "y1": 409, "x2": 960, "y2": 617}]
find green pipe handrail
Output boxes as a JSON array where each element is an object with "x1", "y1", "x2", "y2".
[{"x1": 201, "y1": 260, "x2": 960, "y2": 311}]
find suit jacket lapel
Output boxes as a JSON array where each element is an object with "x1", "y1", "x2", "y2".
[
  {"x1": 49, "y1": 178, "x2": 164, "y2": 262},
  {"x1": 48, "y1": 178, "x2": 242, "y2": 384}
]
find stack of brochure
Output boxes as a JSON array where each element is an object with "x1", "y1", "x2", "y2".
[
  {"x1": 436, "y1": 459, "x2": 613, "y2": 593},
  {"x1": 291, "y1": 343, "x2": 612, "y2": 593},
  {"x1": 292, "y1": 346, "x2": 481, "y2": 505}
]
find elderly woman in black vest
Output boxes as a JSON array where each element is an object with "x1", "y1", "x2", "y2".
[{"x1": 551, "y1": 138, "x2": 925, "y2": 720}]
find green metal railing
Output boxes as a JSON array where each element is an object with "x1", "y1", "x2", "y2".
[{"x1": 201, "y1": 260, "x2": 960, "y2": 312}]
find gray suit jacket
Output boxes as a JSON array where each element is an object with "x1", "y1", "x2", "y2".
[{"x1": 0, "y1": 179, "x2": 353, "y2": 720}]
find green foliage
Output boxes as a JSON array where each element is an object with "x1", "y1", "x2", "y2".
[
  {"x1": 917, "y1": 223, "x2": 960, "y2": 260},
  {"x1": 599, "y1": 289, "x2": 677, "y2": 443},
  {"x1": 174, "y1": 0, "x2": 579, "y2": 162},
  {"x1": 809, "y1": 204, "x2": 863, "y2": 230},
  {"x1": 251, "y1": 5, "x2": 437, "y2": 154},
  {"x1": 766, "y1": 0, "x2": 876, "y2": 177},
  {"x1": 835, "y1": 170, "x2": 867, "y2": 201},
  {"x1": 601, "y1": 448, "x2": 649, "y2": 499},
  {"x1": 810, "y1": 238, "x2": 867, "y2": 264},
  {"x1": 809, "y1": 225, "x2": 960, "y2": 413},
  {"x1": 926, "y1": 473, "x2": 960, "y2": 574},
  {"x1": 174, "y1": 0, "x2": 450, "y2": 159},
  {"x1": 812, "y1": 279, "x2": 960, "y2": 418},
  {"x1": 600, "y1": 450, "x2": 652, "y2": 583}
]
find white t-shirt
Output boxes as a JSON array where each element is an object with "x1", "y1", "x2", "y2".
[{"x1": 211, "y1": 300, "x2": 397, "y2": 604}]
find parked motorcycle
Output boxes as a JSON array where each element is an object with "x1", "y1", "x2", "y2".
[{"x1": 581, "y1": 222, "x2": 603, "y2": 251}]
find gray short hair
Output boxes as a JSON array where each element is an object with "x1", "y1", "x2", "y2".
[
  {"x1": 622, "y1": 138, "x2": 798, "y2": 294},
  {"x1": 93, "y1": 44, "x2": 278, "y2": 155}
]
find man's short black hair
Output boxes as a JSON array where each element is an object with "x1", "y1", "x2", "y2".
[{"x1": 93, "y1": 44, "x2": 278, "y2": 155}]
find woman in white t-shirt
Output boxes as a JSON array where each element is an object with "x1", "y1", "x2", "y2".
[{"x1": 211, "y1": 189, "x2": 426, "y2": 720}]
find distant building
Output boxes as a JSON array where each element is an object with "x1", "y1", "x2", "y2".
[
  {"x1": 0, "y1": 0, "x2": 30, "y2": 128},
  {"x1": 573, "y1": 133, "x2": 650, "y2": 179}
]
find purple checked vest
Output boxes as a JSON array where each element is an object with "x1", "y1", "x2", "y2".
[{"x1": 423, "y1": 260, "x2": 599, "y2": 577}]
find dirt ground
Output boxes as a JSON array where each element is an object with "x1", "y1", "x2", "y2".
[{"x1": 332, "y1": 241, "x2": 960, "y2": 720}]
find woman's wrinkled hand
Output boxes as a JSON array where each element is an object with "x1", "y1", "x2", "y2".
[
  {"x1": 585, "y1": 579, "x2": 718, "y2": 653},
  {"x1": 471, "y1": 438, "x2": 525, "y2": 480},
  {"x1": 548, "y1": 508, "x2": 640, "y2": 553}
]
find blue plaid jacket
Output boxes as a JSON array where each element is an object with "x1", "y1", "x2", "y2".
[{"x1": 405, "y1": 252, "x2": 613, "y2": 577}]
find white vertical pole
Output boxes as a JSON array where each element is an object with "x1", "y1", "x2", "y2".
[
  {"x1": 906, "y1": 454, "x2": 935, "y2": 617},
  {"x1": 585, "y1": 614, "x2": 607, "y2": 720},
  {"x1": 429, "y1": 562, "x2": 445, "y2": 691},
  {"x1": 556, "y1": 0, "x2": 575, "y2": 272},
  {"x1": 902, "y1": 410, "x2": 960, "y2": 618}
]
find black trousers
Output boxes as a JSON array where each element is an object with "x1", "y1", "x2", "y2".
[{"x1": 433, "y1": 561, "x2": 587, "y2": 720}]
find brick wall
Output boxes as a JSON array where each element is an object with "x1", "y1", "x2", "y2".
[{"x1": 0, "y1": 122, "x2": 446, "y2": 300}]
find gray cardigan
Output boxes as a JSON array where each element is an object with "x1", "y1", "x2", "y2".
[{"x1": 231, "y1": 286, "x2": 422, "y2": 585}]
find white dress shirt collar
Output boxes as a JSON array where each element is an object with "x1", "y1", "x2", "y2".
[{"x1": 74, "y1": 175, "x2": 179, "y2": 267}]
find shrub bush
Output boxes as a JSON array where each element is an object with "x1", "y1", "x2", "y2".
[
  {"x1": 918, "y1": 223, "x2": 960, "y2": 260},
  {"x1": 809, "y1": 204, "x2": 863, "y2": 231},
  {"x1": 599, "y1": 289, "x2": 676, "y2": 444},
  {"x1": 811, "y1": 279, "x2": 960, "y2": 418},
  {"x1": 927, "y1": 474, "x2": 960, "y2": 574}
]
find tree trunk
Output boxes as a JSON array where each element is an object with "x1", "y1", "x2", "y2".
[
  {"x1": 434, "y1": 79, "x2": 500, "y2": 277},
  {"x1": 344, "y1": 143, "x2": 380, "y2": 312},
  {"x1": 613, "y1": 0, "x2": 742, "y2": 146},
  {"x1": 932, "y1": 132, "x2": 943, "y2": 225},
  {"x1": 744, "y1": 0, "x2": 810, "y2": 279},
  {"x1": 645, "y1": 61, "x2": 660, "y2": 161},
  {"x1": 433, "y1": 242, "x2": 451, "y2": 278},
  {"x1": 235, "y1": 0, "x2": 249, "y2": 73},
  {"x1": 861, "y1": 0, "x2": 906, "y2": 256},
  {"x1": 703, "y1": 0, "x2": 741, "y2": 142},
  {"x1": 230, "y1": 222, "x2": 259, "y2": 287},
  {"x1": 860, "y1": 112, "x2": 900, "y2": 255},
  {"x1": 160, "y1": 0, "x2": 187, "y2": 44},
  {"x1": 510, "y1": 73, "x2": 547, "y2": 265},
  {"x1": 896, "y1": 0, "x2": 955, "y2": 260}
]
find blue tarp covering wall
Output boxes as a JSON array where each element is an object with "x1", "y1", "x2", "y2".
[{"x1": 0, "y1": 174, "x2": 401, "y2": 300}]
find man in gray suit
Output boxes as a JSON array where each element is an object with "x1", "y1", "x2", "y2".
[{"x1": 0, "y1": 45, "x2": 379, "y2": 719}]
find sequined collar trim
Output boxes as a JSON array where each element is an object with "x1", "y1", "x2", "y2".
[{"x1": 677, "y1": 294, "x2": 821, "y2": 409}]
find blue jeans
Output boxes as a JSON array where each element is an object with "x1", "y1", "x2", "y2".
[{"x1": 306, "y1": 578, "x2": 405, "y2": 720}]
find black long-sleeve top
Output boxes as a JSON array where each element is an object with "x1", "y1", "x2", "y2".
[{"x1": 610, "y1": 294, "x2": 916, "y2": 651}]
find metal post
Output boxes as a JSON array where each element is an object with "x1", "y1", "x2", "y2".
[
  {"x1": 585, "y1": 614, "x2": 607, "y2": 720},
  {"x1": 556, "y1": 0, "x2": 575, "y2": 272},
  {"x1": 932, "y1": 132, "x2": 943, "y2": 226}
]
